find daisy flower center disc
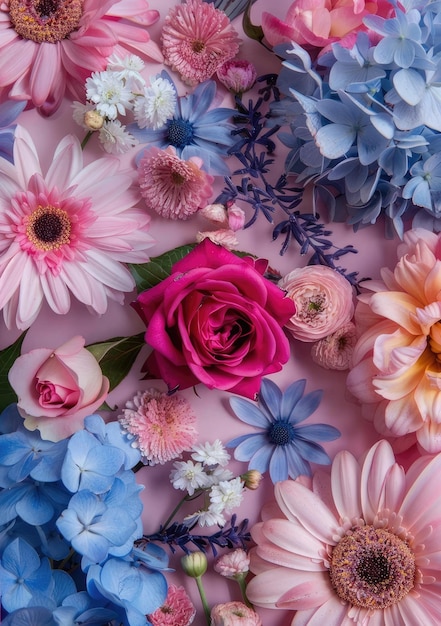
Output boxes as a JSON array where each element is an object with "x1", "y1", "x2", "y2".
[
  {"x1": 329, "y1": 526, "x2": 415, "y2": 610},
  {"x1": 166, "y1": 118, "x2": 194, "y2": 148},
  {"x1": 268, "y1": 422, "x2": 295, "y2": 446},
  {"x1": 26, "y1": 206, "x2": 71, "y2": 250},
  {"x1": 9, "y1": 0, "x2": 83, "y2": 43}
]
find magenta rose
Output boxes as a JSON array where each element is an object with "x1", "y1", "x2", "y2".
[
  {"x1": 132, "y1": 239, "x2": 295, "y2": 398},
  {"x1": 8, "y1": 336, "x2": 109, "y2": 441}
]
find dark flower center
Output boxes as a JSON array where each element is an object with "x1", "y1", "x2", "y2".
[
  {"x1": 9, "y1": 0, "x2": 83, "y2": 43},
  {"x1": 26, "y1": 206, "x2": 71, "y2": 251},
  {"x1": 268, "y1": 421, "x2": 295, "y2": 446},
  {"x1": 166, "y1": 118, "x2": 195, "y2": 149},
  {"x1": 329, "y1": 525, "x2": 415, "y2": 610},
  {"x1": 192, "y1": 39, "x2": 205, "y2": 53}
]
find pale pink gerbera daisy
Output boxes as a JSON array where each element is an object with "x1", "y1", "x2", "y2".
[
  {"x1": 0, "y1": 0, "x2": 163, "y2": 116},
  {"x1": 160, "y1": 0, "x2": 241, "y2": 86},
  {"x1": 0, "y1": 125, "x2": 154, "y2": 330},
  {"x1": 148, "y1": 584, "x2": 196, "y2": 626},
  {"x1": 247, "y1": 439, "x2": 441, "y2": 625},
  {"x1": 138, "y1": 146, "x2": 214, "y2": 220},
  {"x1": 118, "y1": 388, "x2": 198, "y2": 465}
]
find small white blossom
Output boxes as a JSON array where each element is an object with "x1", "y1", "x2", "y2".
[
  {"x1": 86, "y1": 70, "x2": 134, "y2": 120},
  {"x1": 203, "y1": 466, "x2": 234, "y2": 488},
  {"x1": 191, "y1": 439, "x2": 230, "y2": 467},
  {"x1": 106, "y1": 53, "x2": 146, "y2": 91},
  {"x1": 170, "y1": 460, "x2": 210, "y2": 496},
  {"x1": 98, "y1": 120, "x2": 138, "y2": 154},
  {"x1": 133, "y1": 76, "x2": 176, "y2": 129},
  {"x1": 209, "y1": 477, "x2": 245, "y2": 513},
  {"x1": 184, "y1": 504, "x2": 226, "y2": 528},
  {"x1": 72, "y1": 101, "x2": 96, "y2": 130}
]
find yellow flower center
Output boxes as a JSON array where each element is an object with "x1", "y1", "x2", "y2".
[
  {"x1": 26, "y1": 205, "x2": 71, "y2": 251},
  {"x1": 329, "y1": 525, "x2": 415, "y2": 610},
  {"x1": 9, "y1": 0, "x2": 83, "y2": 44}
]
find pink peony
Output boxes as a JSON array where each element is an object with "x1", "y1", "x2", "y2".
[
  {"x1": 148, "y1": 584, "x2": 196, "y2": 626},
  {"x1": 216, "y1": 59, "x2": 257, "y2": 95},
  {"x1": 0, "y1": 0, "x2": 162, "y2": 116},
  {"x1": 261, "y1": 0, "x2": 392, "y2": 49},
  {"x1": 8, "y1": 336, "x2": 109, "y2": 441},
  {"x1": 279, "y1": 265, "x2": 354, "y2": 342},
  {"x1": 210, "y1": 602, "x2": 262, "y2": 626},
  {"x1": 132, "y1": 239, "x2": 295, "y2": 399},
  {"x1": 247, "y1": 440, "x2": 441, "y2": 624},
  {"x1": 347, "y1": 228, "x2": 441, "y2": 453}
]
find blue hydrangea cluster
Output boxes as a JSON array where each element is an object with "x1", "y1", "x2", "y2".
[
  {"x1": 273, "y1": 0, "x2": 441, "y2": 237},
  {"x1": 0, "y1": 405, "x2": 169, "y2": 626}
]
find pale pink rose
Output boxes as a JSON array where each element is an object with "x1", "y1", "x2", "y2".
[
  {"x1": 347, "y1": 228, "x2": 441, "y2": 453},
  {"x1": 261, "y1": 0, "x2": 393, "y2": 49},
  {"x1": 8, "y1": 336, "x2": 109, "y2": 442},
  {"x1": 279, "y1": 265, "x2": 354, "y2": 342},
  {"x1": 214, "y1": 549, "x2": 250, "y2": 578},
  {"x1": 196, "y1": 229, "x2": 239, "y2": 250},
  {"x1": 216, "y1": 59, "x2": 257, "y2": 94},
  {"x1": 311, "y1": 322, "x2": 357, "y2": 370},
  {"x1": 210, "y1": 602, "x2": 262, "y2": 626}
]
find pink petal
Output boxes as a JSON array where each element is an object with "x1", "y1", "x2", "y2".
[
  {"x1": 331, "y1": 450, "x2": 361, "y2": 521},
  {"x1": 46, "y1": 135, "x2": 84, "y2": 191},
  {"x1": 346, "y1": 359, "x2": 380, "y2": 403},
  {"x1": 17, "y1": 258, "x2": 44, "y2": 327},
  {"x1": 369, "y1": 291, "x2": 421, "y2": 334},
  {"x1": 290, "y1": 596, "x2": 350, "y2": 626},
  {"x1": 0, "y1": 38, "x2": 35, "y2": 86},
  {"x1": 383, "y1": 394, "x2": 423, "y2": 436},
  {"x1": 398, "y1": 453, "x2": 441, "y2": 533},
  {"x1": 416, "y1": 420, "x2": 441, "y2": 454},
  {"x1": 13, "y1": 127, "x2": 42, "y2": 188},
  {"x1": 29, "y1": 42, "x2": 60, "y2": 106},
  {"x1": 40, "y1": 272, "x2": 71, "y2": 315},
  {"x1": 8, "y1": 347, "x2": 54, "y2": 415},
  {"x1": 360, "y1": 440, "x2": 395, "y2": 523}
]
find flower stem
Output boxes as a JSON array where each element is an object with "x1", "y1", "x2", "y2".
[
  {"x1": 161, "y1": 490, "x2": 203, "y2": 531},
  {"x1": 195, "y1": 575, "x2": 211, "y2": 625},
  {"x1": 81, "y1": 130, "x2": 93, "y2": 150},
  {"x1": 237, "y1": 574, "x2": 253, "y2": 609}
]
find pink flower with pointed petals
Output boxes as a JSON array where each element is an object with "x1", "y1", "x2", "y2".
[
  {"x1": 347, "y1": 228, "x2": 441, "y2": 453},
  {"x1": 0, "y1": 125, "x2": 155, "y2": 330},
  {"x1": 247, "y1": 439, "x2": 441, "y2": 625},
  {"x1": 0, "y1": 0, "x2": 162, "y2": 116}
]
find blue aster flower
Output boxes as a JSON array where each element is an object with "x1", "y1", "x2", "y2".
[
  {"x1": 130, "y1": 72, "x2": 236, "y2": 175},
  {"x1": 227, "y1": 378, "x2": 340, "y2": 483}
]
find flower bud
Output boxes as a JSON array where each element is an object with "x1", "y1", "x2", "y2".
[
  {"x1": 200, "y1": 203, "x2": 229, "y2": 226},
  {"x1": 84, "y1": 109, "x2": 105, "y2": 130},
  {"x1": 227, "y1": 204, "x2": 245, "y2": 231},
  {"x1": 181, "y1": 551, "x2": 208, "y2": 578},
  {"x1": 216, "y1": 60, "x2": 257, "y2": 95},
  {"x1": 241, "y1": 469, "x2": 262, "y2": 491}
]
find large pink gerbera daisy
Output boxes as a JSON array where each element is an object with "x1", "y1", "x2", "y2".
[
  {"x1": 247, "y1": 440, "x2": 441, "y2": 625},
  {"x1": 160, "y1": 0, "x2": 241, "y2": 86},
  {"x1": 0, "y1": 0, "x2": 163, "y2": 116},
  {"x1": 0, "y1": 125, "x2": 155, "y2": 330}
]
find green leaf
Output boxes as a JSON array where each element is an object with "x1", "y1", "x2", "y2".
[
  {"x1": 128, "y1": 244, "x2": 196, "y2": 293},
  {"x1": 243, "y1": 0, "x2": 264, "y2": 42},
  {"x1": 0, "y1": 332, "x2": 26, "y2": 411},
  {"x1": 86, "y1": 333, "x2": 146, "y2": 393}
]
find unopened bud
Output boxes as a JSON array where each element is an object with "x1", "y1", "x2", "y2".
[
  {"x1": 241, "y1": 469, "x2": 263, "y2": 490},
  {"x1": 84, "y1": 109, "x2": 104, "y2": 130},
  {"x1": 181, "y1": 551, "x2": 208, "y2": 578}
]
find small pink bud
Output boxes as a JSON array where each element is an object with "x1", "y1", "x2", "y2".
[
  {"x1": 216, "y1": 59, "x2": 257, "y2": 94},
  {"x1": 227, "y1": 204, "x2": 245, "y2": 231},
  {"x1": 200, "y1": 203, "x2": 229, "y2": 226}
]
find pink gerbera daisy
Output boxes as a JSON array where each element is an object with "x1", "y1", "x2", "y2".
[
  {"x1": 0, "y1": 125, "x2": 155, "y2": 330},
  {"x1": 118, "y1": 388, "x2": 198, "y2": 465},
  {"x1": 247, "y1": 440, "x2": 441, "y2": 625},
  {"x1": 138, "y1": 146, "x2": 214, "y2": 220},
  {"x1": 148, "y1": 584, "x2": 196, "y2": 626},
  {"x1": 0, "y1": 0, "x2": 163, "y2": 116},
  {"x1": 160, "y1": 0, "x2": 241, "y2": 86}
]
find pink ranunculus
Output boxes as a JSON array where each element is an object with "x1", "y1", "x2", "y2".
[
  {"x1": 261, "y1": 0, "x2": 392, "y2": 49},
  {"x1": 8, "y1": 336, "x2": 109, "y2": 442},
  {"x1": 132, "y1": 239, "x2": 295, "y2": 399},
  {"x1": 347, "y1": 228, "x2": 441, "y2": 454},
  {"x1": 210, "y1": 602, "x2": 262, "y2": 626},
  {"x1": 279, "y1": 265, "x2": 354, "y2": 342}
]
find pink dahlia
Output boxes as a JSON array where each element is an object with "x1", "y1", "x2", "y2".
[
  {"x1": 247, "y1": 439, "x2": 441, "y2": 625},
  {"x1": 0, "y1": 0, "x2": 162, "y2": 116},
  {"x1": 0, "y1": 125, "x2": 154, "y2": 330},
  {"x1": 148, "y1": 584, "x2": 196, "y2": 626},
  {"x1": 347, "y1": 228, "x2": 441, "y2": 453},
  {"x1": 160, "y1": 0, "x2": 241, "y2": 86},
  {"x1": 138, "y1": 146, "x2": 214, "y2": 220},
  {"x1": 118, "y1": 388, "x2": 198, "y2": 465}
]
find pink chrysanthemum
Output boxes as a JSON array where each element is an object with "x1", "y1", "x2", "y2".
[
  {"x1": 247, "y1": 440, "x2": 441, "y2": 625},
  {"x1": 214, "y1": 548, "x2": 250, "y2": 578},
  {"x1": 160, "y1": 0, "x2": 241, "y2": 86},
  {"x1": 0, "y1": 125, "x2": 154, "y2": 330},
  {"x1": 148, "y1": 584, "x2": 196, "y2": 626},
  {"x1": 118, "y1": 388, "x2": 198, "y2": 465},
  {"x1": 138, "y1": 146, "x2": 214, "y2": 220},
  {"x1": 0, "y1": 0, "x2": 162, "y2": 116}
]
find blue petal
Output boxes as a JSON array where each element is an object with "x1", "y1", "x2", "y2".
[
  {"x1": 259, "y1": 378, "x2": 283, "y2": 419},
  {"x1": 393, "y1": 68, "x2": 426, "y2": 105},
  {"x1": 182, "y1": 81, "x2": 216, "y2": 120},
  {"x1": 268, "y1": 446, "x2": 288, "y2": 483},
  {"x1": 290, "y1": 389, "x2": 323, "y2": 423},
  {"x1": 15, "y1": 486, "x2": 55, "y2": 525},
  {"x1": 0, "y1": 100, "x2": 26, "y2": 127},
  {"x1": 231, "y1": 434, "x2": 268, "y2": 462},
  {"x1": 291, "y1": 438, "x2": 332, "y2": 464},
  {"x1": 281, "y1": 379, "x2": 306, "y2": 421},
  {"x1": 248, "y1": 443, "x2": 275, "y2": 474},
  {"x1": 295, "y1": 423, "x2": 341, "y2": 442},
  {"x1": 315, "y1": 123, "x2": 355, "y2": 159},
  {"x1": 286, "y1": 445, "x2": 312, "y2": 479},
  {"x1": 229, "y1": 397, "x2": 270, "y2": 428}
]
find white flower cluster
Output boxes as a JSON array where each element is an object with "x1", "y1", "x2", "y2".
[
  {"x1": 169, "y1": 439, "x2": 245, "y2": 527},
  {"x1": 72, "y1": 53, "x2": 177, "y2": 154}
]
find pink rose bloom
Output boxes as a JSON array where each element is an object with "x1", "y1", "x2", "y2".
[
  {"x1": 210, "y1": 602, "x2": 262, "y2": 626},
  {"x1": 8, "y1": 336, "x2": 109, "y2": 442},
  {"x1": 133, "y1": 239, "x2": 295, "y2": 399},
  {"x1": 214, "y1": 549, "x2": 250, "y2": 578},
  {"x1": 279, "y1": 265, "x2": 354, "y2": 342},
  {"x1": 347, "y1": 228, "x2": 441, "y2": 453},
  {"x1": 261, "y1": 0, "x2": 391, "y2": 49}
]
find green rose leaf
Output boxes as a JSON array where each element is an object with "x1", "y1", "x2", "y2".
[
  {"x1": 0, "y1": 332, "x2": 26, "y2": 411},
  {"x1": 86, "y1": 333, "x2": 146, "y2": 393},
  {"x1": 128, "y1": 244, "x2": 196, "y2": 293}
]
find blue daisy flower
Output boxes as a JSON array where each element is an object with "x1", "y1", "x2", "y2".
[
  {"x1": 130, "y1": 71, "x2": 236, "y2": 175},
  {"x1": 227, "y1": 378, "x2": 340, "y2": 483}
]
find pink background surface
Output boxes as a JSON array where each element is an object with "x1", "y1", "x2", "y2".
[{"x1": 0, "y1": 1, "x2": 408, "y2": 624}]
